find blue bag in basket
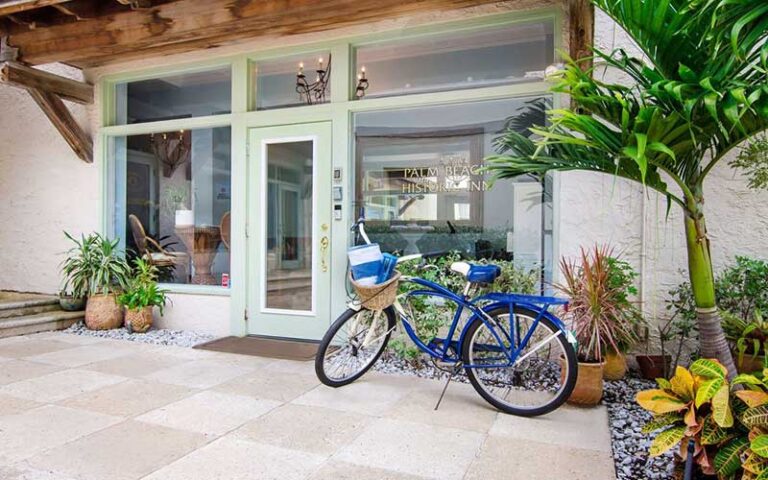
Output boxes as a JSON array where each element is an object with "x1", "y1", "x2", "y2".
[
  {"x1": 347, "y1": 244, "x2": 382, "y2": 286},
  {"x1": 376, "y1": 253, "x2": 398, "y2": 284}
]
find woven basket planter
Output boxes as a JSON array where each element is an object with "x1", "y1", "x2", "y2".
[
  {"x1": 85, "y1": 293, "x2": 123, "y2": 330},
  {"x1": 603, "y1": 351, "x2": 628, "y2": 380},
  {"x1": 125, "y1": 306, "x2": 153, "y2": 333}
]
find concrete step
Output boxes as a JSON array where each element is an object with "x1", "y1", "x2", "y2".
[
  {"x1": 0, "y1": 310, "x2": 83, "y2": 338},
  {"x1": 0, "y1": 296, "x2": 60, "y2": 319}
]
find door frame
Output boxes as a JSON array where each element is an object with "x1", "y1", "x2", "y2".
[{"x1": 246, "y1": 122, "x2": 333, "y2": 340}]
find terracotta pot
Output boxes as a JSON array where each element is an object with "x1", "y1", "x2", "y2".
[
  {"x1": 736, "y1": 353, "x2": 765, "y2": 374},
  {"x1": 124, "y1": 306, "x2": 153, "y2": 333},
  {"x1": 567, "y1": 361, "x2": 605, "y2": 406},
  {"x1": 84, "y1": 294, "x2": 123, "y2": 330},
  {"x1": 603, "y1": 351, "x2": 628, "y2": 380},
  {"x1": 636, "y1": 354, "x2": 672, "y2": 380}
]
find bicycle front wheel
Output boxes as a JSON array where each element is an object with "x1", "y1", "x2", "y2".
[
  {"x1": 462, "y1": 306, "x2": 577, "y2": 416},
  {"x1": 315, "y1": 307, "x2": 396, "y2": 387}
]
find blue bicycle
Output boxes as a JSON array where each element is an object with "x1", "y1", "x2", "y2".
[{"x1": 315, "y1": 216, "x2": 578, "y2": 416}]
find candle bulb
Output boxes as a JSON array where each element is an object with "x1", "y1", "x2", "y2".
[
  {"x1": 318, "y1": 57, "x2": 324, "y2": 68},
  {"x1": 298, "y1": 62, "x2": 304, "y2": 75}
]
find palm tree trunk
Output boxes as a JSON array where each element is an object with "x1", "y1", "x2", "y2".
[{"x1": 684, "y1": 212, "x2": 736, "y2": 378}]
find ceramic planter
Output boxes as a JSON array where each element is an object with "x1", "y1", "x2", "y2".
[
  {"x1": 59, "y1": 295, "x2": 86, "y2": 312},
  {"x1": 567, "y1": 361, "x2": 605, "y2": 406},
  {"x1": 84, "y1": 293, "x2": 123, "y2": 330},
  {"x1": 636, "y1": 354, "x2": 672, "y2": 380},
  {"x1": 124, "y1": 306, "x2": 153, "y2": 333},
  {"x1": 603, "y1": 351, "x2": 628, "y2": 380}
]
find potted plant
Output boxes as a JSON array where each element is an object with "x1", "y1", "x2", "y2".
[
  {"x1": 59, "y1": 233, "x2": 92, "y2": 311},
  {"x1": 602, "y1": 256, "x2": 643, "y2": 380},
  {"x1": 63, "y1": 232, "x2": 131, "y2": 330},
  {"x1": 165, "y1": 186, "x2": 192, "y2": 226},
  {"x1": 557, "y1": 245, "x2": 638, "y2": 405},
  {"x1": 636, "y1": 282, "x2": 697, "y2": 379},
  {"x1": 118, "y1": 259, "x2": 168, "y2": 333},
  {"x1": 722, "y1": 309, "x2": 768, "y2": 373}
]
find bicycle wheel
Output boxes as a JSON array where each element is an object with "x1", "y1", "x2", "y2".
[
  {"x1": 462, "y1": 305, "x2": 577, "y2": 416},
  {"x1": 315, "y1": 307, "x2": 396, "y2": 387}
]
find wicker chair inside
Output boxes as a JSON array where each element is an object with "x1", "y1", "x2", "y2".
[
  {"x1": 220, "y1": 211, "x2": 231, "y2": 250},
  {"x1": 127, "y1": 214, "x2": 186, "y2": 267}
]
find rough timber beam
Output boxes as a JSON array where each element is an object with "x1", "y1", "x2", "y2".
[
  {"x1": 4, "y1": 0, "x2": 509, "y2": 67},
  {"x1": 0, "y1": 0, "x2": 72, "y2": 16},
  {"x1": 0, "y1": 60, "x2": 93, "y2": 104},
  {"x1": 568, "y1": 0, "x2": 594, "y2": 70},
  {"x1": 26, "y1": 87, "x2": 92, "y2": 162}
]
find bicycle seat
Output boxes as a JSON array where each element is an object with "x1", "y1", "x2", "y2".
[{"x1": 450, "y1": 262, "x2": 501, "y2": 284}]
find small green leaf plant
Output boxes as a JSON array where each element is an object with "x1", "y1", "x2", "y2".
[
  {"x1": 117, "y1": 259, "x2": 169, "y2": 314},
  {"x1": 61, "y1": 232, "x2": 131, "y2": 297}
]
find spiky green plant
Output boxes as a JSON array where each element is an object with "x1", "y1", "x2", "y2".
[{"x1": 486, "y1": 0, "x2": 768, "y2": 376}]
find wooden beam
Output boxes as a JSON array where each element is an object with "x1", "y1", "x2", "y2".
[
  {"x1": 568, "y1": 0, "x2": 594, "y2": 69},
  {"x1": 27, "y1": 87, "x2": 92, "y2": 162},
  {"x1": 0, "y1": 60, "x2": 93, "y2": 103},
  {"x1": 0, "y1": 0, "x2": 72, "y2": 16},
  {"x1": 5, "y1": 0, "x2": 505, "y2": 66}
]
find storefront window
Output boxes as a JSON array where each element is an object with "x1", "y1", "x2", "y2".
[
  {"x1": 353, "y1": 20, "x2": 553, "y2": 99},
  {"x1": 254, "y1": 52, "x2": 332, "y2": 110},
  {"x1": 354, "y1": 97, "x2": 553, "y2": 282},
  {"x1": 110, "y1": 127, "x2": 232, "y2": 287},
  {"x1": 115, "y1": 67, "x2": 231, "y2": 125}
]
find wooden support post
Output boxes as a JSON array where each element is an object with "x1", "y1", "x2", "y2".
[
  {"x1": 569, "y1": 0, "x2": 595, "y2": 70},
  {"x1": 26, "y1": 88, "x2": 93, "y2": 162},
  {"x1": 0, "y1": 61, "x2": 92, "y2": 104}
]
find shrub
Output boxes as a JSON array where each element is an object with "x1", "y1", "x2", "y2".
[
  {"x1": 638, "y1": 360, "x2": 768, "y2": 478},
  {"x1": 61, "y1": 232, "x2": 131, "y2": 297},
  {"x1": 556, "y1": 245, "x2": 641, "y2": 362}
]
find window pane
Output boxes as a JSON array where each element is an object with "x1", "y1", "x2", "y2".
[
  {"x1": 115, "y1": 67, "x2": 231, "y2": 125},
  {"x1": 254, "y1": 52, "x2": 331, "y2": 110},
  {"x1": 353, "y1": 21, "x2": 553, "y2": 99},
  {"x1": 265, "y1": 141, "x2": 314, "y2": 311},
  {"x1": 111, "y1": 127, "x2": 232, "y2": 287},
  {"x1": 354, "y1": 97, "x2": 552, "y2": 283}
]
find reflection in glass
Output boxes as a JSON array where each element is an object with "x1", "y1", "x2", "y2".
[
  {"x1": 115, "y1": 67, "x2": 231, "y2": 125},
  {"x1": 354, "y1": 97, "x2": 553, "y2": 284},
  {"x1": 354, "y1": 21, "x2": 553, "y2": 99},
  {"x1": 265, "y1": 141, "x2": 314, "y2": 311},
  {"x1": 111, "y1": 127, "x2": 232, "y2": 286}
]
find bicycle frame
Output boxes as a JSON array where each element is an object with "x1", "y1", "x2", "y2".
[
  {"x1": 348, "y1": 213, "x2": 573, "y2": 370},
  {"x1": 387, "y1": 276, "x2": 572, "y2": 369}
]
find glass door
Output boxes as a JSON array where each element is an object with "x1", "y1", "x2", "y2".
[{"x1": 247, "y1": 122, "x2": 332, "y2": 339}]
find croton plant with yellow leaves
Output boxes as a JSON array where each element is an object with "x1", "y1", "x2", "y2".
[{"x1": 637, "y1": 358, "x2": 768, "y2": 479}]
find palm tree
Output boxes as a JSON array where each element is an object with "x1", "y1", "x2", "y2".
[{"x1": 486, "y1": 0, "x2": 768, "y2": 377}]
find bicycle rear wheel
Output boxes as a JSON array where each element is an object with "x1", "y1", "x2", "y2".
[
  {"x1": 462, "y1": 305, "x2": 577, "y2": 416},
  {"x1": 315, "y1": 307, "x2": 396, "y2": 387}
]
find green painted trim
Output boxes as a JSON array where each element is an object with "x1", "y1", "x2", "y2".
[{"x1": 101, "y1": 114, "x2": 233, "y2": 136}]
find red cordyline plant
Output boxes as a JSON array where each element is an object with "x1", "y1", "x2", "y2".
[{"x1": 556, "y1": 245, "x2": 640, "y2": 363}]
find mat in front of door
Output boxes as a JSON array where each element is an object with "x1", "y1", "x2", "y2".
[{"x1": 194, "y1": 336, "x2": 318, "y2": 361}]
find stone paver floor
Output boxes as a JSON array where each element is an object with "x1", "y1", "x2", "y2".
[{"x1": 0, "y1": 332, "x2": 616, "y2": 480}]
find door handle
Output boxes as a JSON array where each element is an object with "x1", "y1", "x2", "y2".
[{"x1": 320, "y1": 236, "x2": 329, "y2": 272}]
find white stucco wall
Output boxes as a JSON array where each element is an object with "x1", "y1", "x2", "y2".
[{"x1": 0, "y1": 64, "x2": 99, "y2": 294}]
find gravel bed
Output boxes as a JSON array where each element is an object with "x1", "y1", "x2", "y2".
[
  {"x1": 604, "y1": 376, "x2": 675, "y2": 480},
  {"x1": 62, "y1": 321, "x2": 216, "y2": 347},
  {"x1": 374, "y1": 353, "x2": 675, "y2": 480}
]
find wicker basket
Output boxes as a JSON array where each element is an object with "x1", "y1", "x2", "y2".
[{"x1": 350, "y1": 272, "x2": 401, "y2": 310}]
